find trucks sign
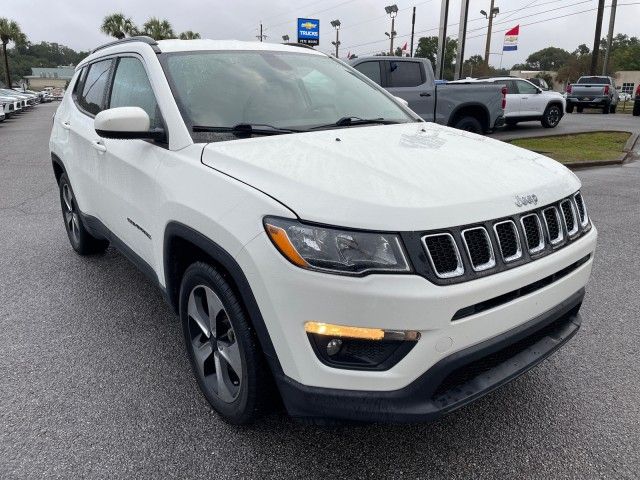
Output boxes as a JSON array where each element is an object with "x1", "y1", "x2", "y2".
[{"x1": 297, "y1": 18, "x2": 319, "y2": 46}]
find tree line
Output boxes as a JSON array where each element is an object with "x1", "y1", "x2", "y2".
[{"x1": 100, "y1": 13, "x2": 200, "y2": 41}]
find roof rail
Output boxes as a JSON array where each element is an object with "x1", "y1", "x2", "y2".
[
  {"x1": 282, "y1": 42, "x2": 315, "y2": 50},
  {"x1": 91, "y1": 36, "x2": 160, "y2": 54}
]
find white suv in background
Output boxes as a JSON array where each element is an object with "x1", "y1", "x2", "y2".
[
  {"x1": 454, "y1": 76, "x2": 566, "y2": 128},
  {"x1": 49, "y1": 37, "x2": 597, "y2": 425}
]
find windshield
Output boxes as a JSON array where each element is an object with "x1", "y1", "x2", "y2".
[
  {"x1": 577, "y1": 77, "x2": 611, "y2": 85},
  {"x1": 161, "y1": 50, "x2": 416, "y2": 141}
]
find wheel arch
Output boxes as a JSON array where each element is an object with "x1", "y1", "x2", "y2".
[
  {"x1": 448, "y1": 103, "x2": 490, "y2": 132},
  {"x1": 51, "y1": 153, "x2": 66, "y2": 184},
  {"x1": 163, "y1": 221, "x2": 282, "y2": 372}
]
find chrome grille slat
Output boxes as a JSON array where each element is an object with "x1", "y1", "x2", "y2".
[
  {"x1": 573, "y1": 192, "x2": 588, "y2": 227},
  {"x1": 542, "y1": 206, "x2": 564, "y2": 245},
  {"x1": 462, "y1": 227, "x2": 496, "y2": 271},
  {"x1": 560, "y1": 199, "x2": 579, "y2": 237},
  {"x1": 422, "y1": 233, "x2": 464, "y2": 279},
  {"x1": 520, "y1": 214, "x2": 545, "y2": 254},
  {"x1": 493, "y1": 220, "x2": 522, "y2": 262}
]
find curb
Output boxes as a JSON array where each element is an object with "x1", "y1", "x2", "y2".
[{"x1": 506, "y1": 130, "x2": 639, "y2": 170}]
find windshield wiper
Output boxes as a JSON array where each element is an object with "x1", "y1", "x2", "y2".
[
  {"x1": 192, "y1": 123, "x2": 303, "y2": 136},
  {"x1": 309, "y1": 116, "x2": 402, "y2": 130}
]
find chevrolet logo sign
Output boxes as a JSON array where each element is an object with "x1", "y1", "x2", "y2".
[{"x1": 300, "y1": 22, "x2": 317, "y2": 30}]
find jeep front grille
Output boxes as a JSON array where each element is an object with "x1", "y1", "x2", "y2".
[{"x1": 415, "y1": 191, "x2": 590, "y2": 285}]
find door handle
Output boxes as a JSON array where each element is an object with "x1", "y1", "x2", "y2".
[
  {"x1": 419, "y1": 92, "x2": 432, "y2": 97},
  {"x1": 62, "y1": 121, "x2": 71, "y2": 130},
  {"x1": 91, "y1": 140, "x2": 107, "y2": 153}
]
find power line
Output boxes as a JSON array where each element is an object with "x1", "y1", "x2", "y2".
[{"x1": 266, "y1": 0, "x2": 360, "y2": 29}]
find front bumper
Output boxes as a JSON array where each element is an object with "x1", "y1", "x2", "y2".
[{"x1": 276, "y1": 288, "x2": 583, "y2": 423}]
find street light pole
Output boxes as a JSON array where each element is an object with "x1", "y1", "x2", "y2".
[
  {"x1": 385, "y1": 5, "x2": 398, "y2": 55},
  {"x1": 410, "y1": 6, "x2": 416, "y2": 57},
  {"x1": 481, "y1": 1, "x2": 499, "y2": 66},
  {"x1": 331, "y1": 20, "x2": 341, "y2": 57}
]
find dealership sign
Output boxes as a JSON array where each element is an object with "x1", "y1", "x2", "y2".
[{"x1": 297, "y1": 18, "x2": 319, "y2": 46}]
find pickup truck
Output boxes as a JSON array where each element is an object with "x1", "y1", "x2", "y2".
[
  {"x1": 349, "y1": 57, "x2": 505, "y2": 134},
  {"x1": 566, "y1": 76, "x2": 619, "y2": 114}
]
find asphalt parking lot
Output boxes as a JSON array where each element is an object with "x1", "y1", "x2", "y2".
[
  {"x1": 1, "y1": 103, "x2": 639, "y2": 479},
  {"x1": 490, "y1": 108, "x2": 640, "y2": 140}
]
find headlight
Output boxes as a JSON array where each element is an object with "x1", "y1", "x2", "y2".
[{"x1": 264, "y1": 217, "x2": 411, "y2": 275}]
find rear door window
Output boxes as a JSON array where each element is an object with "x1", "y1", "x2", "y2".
[
  {"x1": 78, "y1": 59, "x2": 113, "y2": 116},
  {"x1": 388, "y1": 61, "x2": 423, "y2": 87},
  {"x1": 354, "y1": 61, "x2": 382, "y2": 85}
]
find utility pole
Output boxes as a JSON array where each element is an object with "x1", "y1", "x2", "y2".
[
  {"x1": 256, "y1": 22, "x2": 267, "y2": 42},
  {"x1": 590, "y1": 0, "x2": 605, "y2": 75},
  {"x1": 602, "y1": 0, "x2": 617, "y2": 75},
  {"x1": 410, "y1": 7, "x2": 416, "y2": 57},
  {"x1": 331, "y1": 20, "x2": 341, "y2": 57},
  {"x1": 436, "y1": 0, "x2": 449, "y2": 79},
  {"x1": 455, "y1": 0, "x2": 470, "y2": 79},
  {"x1": 385, "y1": 5, "x2": 398, "y2": 55},
  {"x1": 482, "y1": 1, "x2": 499, "y2": 66}
]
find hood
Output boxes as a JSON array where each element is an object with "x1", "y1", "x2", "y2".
[{"x1": 201, "y1": 122, "x2": 580, "y2": 231}]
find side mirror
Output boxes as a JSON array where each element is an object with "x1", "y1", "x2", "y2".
[
  {"x1": 95, "y1": 107, "x2": 165, "y2": 140},
  {"x1": 395, "y1": 96, "x2": 409, "y2": 107}
]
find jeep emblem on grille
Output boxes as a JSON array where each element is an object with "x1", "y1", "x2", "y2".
[{"x1": 514, "y1": 194, "x2": 538, "y2": 207}]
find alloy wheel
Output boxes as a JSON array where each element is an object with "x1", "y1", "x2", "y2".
[
  {"x1": 187, "y1": 285, "x2": 242, "y2": 403},
  {"x1": 547, "y1": 106, "x2": 561, "y2": 126},
  {"x1": 62, "y1": 183, "x2": 81, "y2": 244}
]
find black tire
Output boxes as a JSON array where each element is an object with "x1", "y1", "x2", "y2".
[
  {"x1": 566, "y1": 104, "x2": 574, "y2": 113},
  {"x1": 577, "y1": 106, "x2": 584, "y2": 113},
  {"x1": 602, "y1": 102, "x2": 610, "y2": 114},
  {"x1": 541, "y1": 104, "x2": 562, "y2": 128},
  {"x1": 453, "y1": 115, "x2": 483, "y2": 134},
  {"x1": 58, "y1": 173, "x2": 109, "y2": 255},
  {"x1": 633, "y1": 101, "x2": 640, "y2": 117},
  {"x1": 610, "y1": 104, "x2": 617, "y2": 114},
  {"x1": 505, "y1": 119, "x2": 518, "y2": 127},
  {"x1": 179, "y1": 262, "x2": 270, "y2": 425}
]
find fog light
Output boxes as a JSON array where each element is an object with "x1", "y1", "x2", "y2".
[
  {"x1": 305, "y1": 322, "x2": 420, "y2": 371},
  {"x1": 326, "y1": 338, "x2": 343, "y2": 356}
]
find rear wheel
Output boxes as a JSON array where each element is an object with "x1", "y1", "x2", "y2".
[
  {"x1": 633, "y1": 101, "x2": 640, "y2": 116},
  {"x1": 602, "y1": 102, "x2": 610, "y2": 114},
  {"x1": 576, "y1": 106, "x2": 584, "y2": 113},
  {"x1": 566, "y1": 104, "x2": 574, "y2": 113},
  {"x1": 505, "y1": 119, "x2": 518, "y2": 127},
  {"x1": 541, "y1": 104, "x2": 562, "y2": 128},
  {"x1": 58, "y1": 173, "x2": 108, "y2": 255},
  {"x1": 180, "y1": 262, "x2": 270, "y2": 424},
  {"x1": 453, "y1": 115, "x2": 483, "y2": 134},
  {"x1": 610, "y1": 104, "x2": 617, "y2": 114}
]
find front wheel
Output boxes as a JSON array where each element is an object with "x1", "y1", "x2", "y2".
[
  {"x1": 180, "y1": 262, "x2": 271, "y2": 424},
  {"x1": 541, "y1": 104, "x2": 562, "y2": 128},
  {"x1": 453, "y1": 115, "x2": 483, "y2": 134},
  {"x1": 58, "y1": 173, "x2": 108, "y2": 255}
]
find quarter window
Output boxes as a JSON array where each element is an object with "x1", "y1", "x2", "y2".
[
  {"x1": 109, "y1": 57, "x2": 161, "y2": 129},
  {"x1": 78, "y1": 59, "x2": 113, "y2": 116},
  {"x1": 354, "y1": 61, "x2": 382, "y2": 85},
  {"x1": 388, "y1": 61, "x2": 423, "y2": 88}
]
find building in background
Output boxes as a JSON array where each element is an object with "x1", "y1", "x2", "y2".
[{"x1": 24, "y1": 66, "x2": 75, "y2": 91}]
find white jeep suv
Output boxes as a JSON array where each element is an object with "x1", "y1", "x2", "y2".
[{"x1": 49, "y1": 37, "x2": 597, "y2": 424}]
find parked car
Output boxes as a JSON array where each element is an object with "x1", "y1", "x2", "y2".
[
  {"x1": 453, "y1": 77, "x2": 566, "y2": 128},
  {"x1": 566, "y1": 76, "x2": 619, "y2": 114},
  {"x1": 634, "y1": 84, "x2": 640, "y2": 116},
  {"x1": 0, "y1": 89, "x2": 31, "y2": 109},
  {"x1": 50, "y1": 37, "x2": 597, "y2": 425},
  {"x1": 349, "y1": 56, "x2": 505, "y2": 134},
  {"x1": 0, "y1": 107, "x2": 5, "y2": 122},
  {"x1": 0, "y1": 96, "x2": 19, "y2": 117}
]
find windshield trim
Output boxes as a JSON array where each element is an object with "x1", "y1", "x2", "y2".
[{"x1": 158, "y1": 49, "x2": 421, "y2": 142}]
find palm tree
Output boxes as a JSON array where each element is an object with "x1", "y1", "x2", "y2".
[
  {"x1": 0, "y1": 18, "x2": 26, "y2": 88},
  {"x1": 100, "y1": 13, "x2": 137, "y2": 40},
  {"x1": 143, "y1": 18, "x2": 175, "y2": 40},
  {"x1": 179, "y1": 31, "x2": 201, "y2": 40}
]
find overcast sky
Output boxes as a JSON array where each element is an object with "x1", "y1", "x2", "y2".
[{"x1": 3, "y1": 0, "x2": 637, "y2": 67}]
